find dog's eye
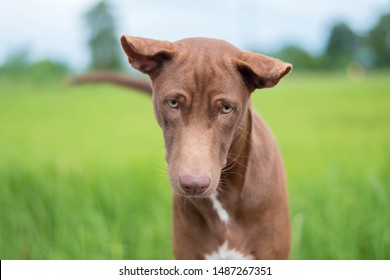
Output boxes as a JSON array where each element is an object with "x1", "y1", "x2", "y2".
[
  {"x1": 221, "y1": 104, "x2": 233, "y2": 114},
  {"x1": 167, "y1": 99, "x2": 179, "y2": 109}
]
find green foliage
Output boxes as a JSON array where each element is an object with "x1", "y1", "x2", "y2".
[
  {"x1": 325, "y1": 22, "x2": 360, "y2": 59},
  {"x1": 0, "y1": 60, "x2": 70, "y2": 85},
  {"x1": 274, "y1": 13, "x2": 390, "y2": 70},
  {"x1": 366, "y1": 13, "x2": 390, "y2": 68},
  {"x1": 27, "y1": 60, "x2": 70, "y2": 82},
  {"x1": 0, "y1": 73, "x2": 389, "y2": 259},
  {"x1": 0, "y1": 49, "x2": 70, "y2": 84},
  {"x1": 85, "y1": 1, "x2": 122, "y2": 71},
  {"x1": 0, "y1": 49, "x2": 30, "y2": 75},
  {"x1": 323, "y1": 22, "x2": 361, "y2": 69},
  {"x1": 273, "y1": 45, "x2": 323, "y2": 71}
]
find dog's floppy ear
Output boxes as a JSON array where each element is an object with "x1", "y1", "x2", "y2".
[
  {"x1": 120, "y1": 35, "x2": 176, "y2": 75},
  {"x1": 237, "y1": 51, "x2": 292, "y2": 91}
]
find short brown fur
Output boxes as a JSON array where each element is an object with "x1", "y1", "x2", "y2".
[{"x1": 120, "y1": 36, "x2": 292, "y2": 259}]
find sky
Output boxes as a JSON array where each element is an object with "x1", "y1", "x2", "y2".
[{"x1": 0, "y1": 0, "x2": 389, "y2": 70}]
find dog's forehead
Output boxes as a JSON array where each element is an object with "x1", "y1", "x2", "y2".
[
  {"x1": 154, "y1": 38, "x2": 244, "y2": 94},
  {"x1": 152, "y1": 38, "x2": 248, "y2": 102},
  {"x1": 173, "y1": 37, "x2": 241, "y2": 56}
]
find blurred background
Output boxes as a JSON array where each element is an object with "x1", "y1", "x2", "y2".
[{"x1": 0, "y1": 0, "x2": 389, "y2": 259}]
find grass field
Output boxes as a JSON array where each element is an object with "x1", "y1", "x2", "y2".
[{"x1": 0, "y1": 72, "x2": 389, "y2": 259}]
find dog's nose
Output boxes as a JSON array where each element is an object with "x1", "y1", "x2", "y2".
[{"x1": 179, "y1": 174, "x2": 211, "y2": 195}]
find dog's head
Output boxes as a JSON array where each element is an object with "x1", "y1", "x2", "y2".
[{"x1": 121, "y1": 36, "x2": 291, "y2": 197}]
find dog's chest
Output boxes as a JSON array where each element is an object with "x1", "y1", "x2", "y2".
[{"x1": 204, "y1": 193, "x2": 253, "y2": 260}]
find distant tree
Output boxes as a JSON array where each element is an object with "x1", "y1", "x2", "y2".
[
  {"x1": 366, "y1": 13, "x2": 390, "y2": 68},
  {"x1": 27, "y1": 60, "x2": 70, "y2": 81},
  {"x1": 0, "y1": 48, "x2": 30, "y2": 75},
  {"x1": 325, "y1": 22, "x2": 360, "y2": 68},
  {"x1": 85, "y1": 1, "x2": 122, "y2": 71},
  {"x1": 0, "y1": 49, "x2": 69, "y2": 83},
  {"x1": 273, "y1": 45, "x2": 322, "y2": 70}
]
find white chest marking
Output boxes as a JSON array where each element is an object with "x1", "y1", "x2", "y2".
[
  {"x1": 205, "y1": 241, "x2": 253, "y2": 260},
  {"x1": 210, "y1": 193, "x2": 229, "y2": 224}
]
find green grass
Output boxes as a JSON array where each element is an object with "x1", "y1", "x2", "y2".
[{"x1": 0, "y1": 72, "x2": 389, "y2": 259}]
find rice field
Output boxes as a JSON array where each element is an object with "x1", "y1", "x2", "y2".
[{"x1": 0, "y1": 71, "x2": 389, "y2": 259}]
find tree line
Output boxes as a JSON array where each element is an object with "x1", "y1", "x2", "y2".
[
  {"x1": 272, "y1": 13, "x2": 390, "y2": 71},
  {"x1": 0, "y1": 1, "x2": 389, "y2": 82}
]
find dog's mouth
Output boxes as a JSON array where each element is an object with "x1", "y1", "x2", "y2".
[
  {"x1": 174, "y1": 187, "x2": 216, "y2": 198},
  {"x1": 174, "y1": 190, "x2": 216, "y2": 199}
]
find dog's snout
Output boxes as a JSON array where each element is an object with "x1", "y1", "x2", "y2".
[{"x1": 179, "y1": 174, "x2": 211, "y2": 195}]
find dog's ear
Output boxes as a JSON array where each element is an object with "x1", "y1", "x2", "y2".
[
  {"x1": 237, "y1": 52, "x2": 292, "y2": 91},
  {"x1": 120, "y1": 35, "x2": 176, "y2": 75}
]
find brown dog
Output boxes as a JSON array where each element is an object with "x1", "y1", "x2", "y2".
[{"x1": 118, "y1": 36, "x2": 292, "y2": 259}]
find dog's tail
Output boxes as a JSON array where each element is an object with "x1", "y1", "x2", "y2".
[{"x1": 67, "y1": 71, "x2": 153, "y2": 95}]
